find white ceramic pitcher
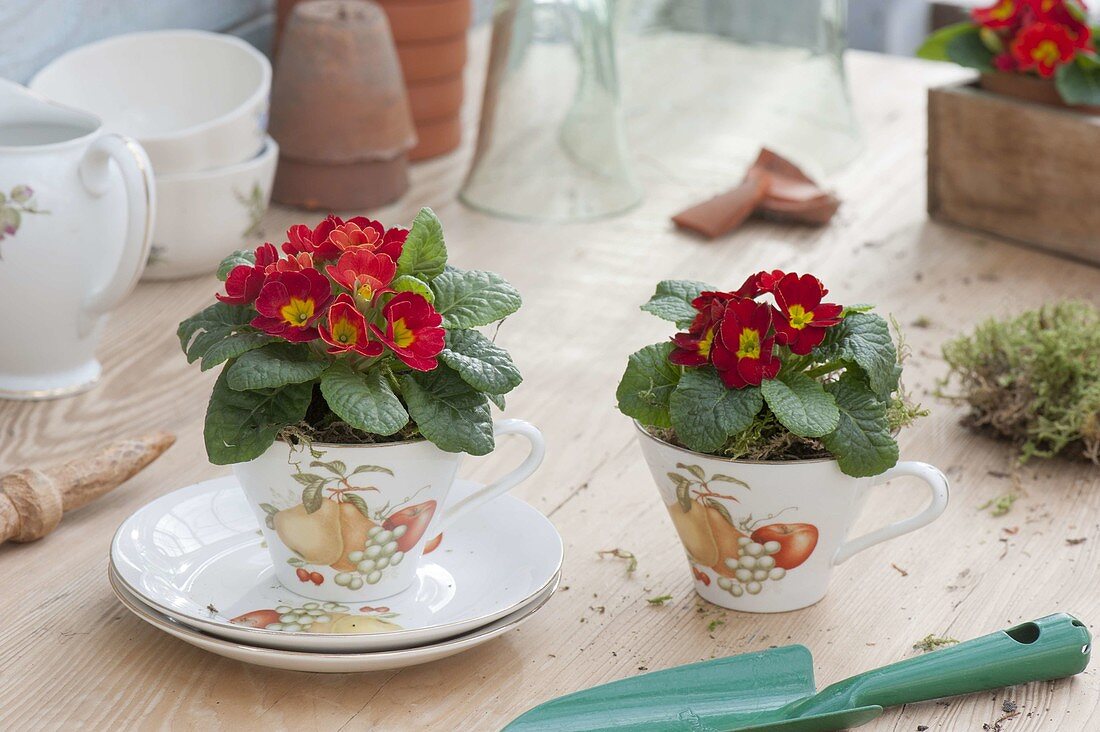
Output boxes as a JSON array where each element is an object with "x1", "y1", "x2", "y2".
[{"x1": 0, "y1": 80, "x2": 155, "y2": 399}]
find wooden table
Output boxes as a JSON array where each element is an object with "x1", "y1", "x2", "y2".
[{"x1": 3, "y1": 44, "x2": 1100, "y2": 731}]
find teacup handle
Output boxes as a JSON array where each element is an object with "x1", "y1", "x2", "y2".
[
  {"x1": 78, "y1": 133, "x2": 156, "y2": 334},
  {"x1": 832, "y1": 461, "x2": 950, "y2": 565},
  {"x1": 436, "y1": 419, "x2": 545, "y2": 533}
]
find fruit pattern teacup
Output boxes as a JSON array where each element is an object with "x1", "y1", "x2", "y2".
[
  {"x1": 636, "y1": 424, "x2": 949, "y2": 613},
  {"x1": 235, "y1": 420, "x2": 544, "y2": 602}
]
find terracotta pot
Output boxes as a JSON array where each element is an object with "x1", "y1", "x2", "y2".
[
  {"x1": 376, "y1": 0, "x2": 471, "y2": 42},
  {"x1": 274, "y1": 155, "x2": 409, "y2": 210},
  {"x1": 407, "y1": 74, "x2": 463, "y2": 121},
  {"x1": 978, "y1": 72, "x2": 1100, "y2": 114},
  {"x1": 269, "y1": 0, "x2": 415, "y2": 208},
  {"x1": 274, "y1": 0, "x2": 299, "y2": 56},
  {"x1": 409, "y1": 116, "x2": 461, "y2": 161},
  {"x1": 396, "y1": 34, "x2": 467, "y2": 82},
  {"x1": 281, "y1": 0, "x2": 472, "y2": 45}
]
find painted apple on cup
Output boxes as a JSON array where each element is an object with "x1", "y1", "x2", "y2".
[{"x1": 750, "y1": 523, "x2": 819, "y2": 570}]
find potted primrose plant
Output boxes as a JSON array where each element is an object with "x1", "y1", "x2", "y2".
[
  {"x1": 616, "y1": 271, "x2": 950, "y2": 612},
  {"x1": 178, "y1": 208, "x2": 545, "y2": 602},
  {"x1": 918, "y1": 0, "x2": 1100, "y2": 110}
]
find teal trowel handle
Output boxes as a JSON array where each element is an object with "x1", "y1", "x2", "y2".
[{"x1": 798, "y1": 614, "x2": 1090, "y2": 715}]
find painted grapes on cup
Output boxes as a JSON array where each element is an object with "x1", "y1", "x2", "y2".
[
  {"x1": 256, "y1": 452, "x2": 442, "y2": 593},
  {"x1": 665, "y1": 463, "x2": 819, "y2": 598}
]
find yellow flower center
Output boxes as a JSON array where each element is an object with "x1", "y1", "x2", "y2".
[
  {"x1": 331, "y1": 318, "x2": 358, "y2": 345},
  {"x1": 392, "y1": 318, "x2": 416, "y2": 348},
  {"x1": 698, "y1": 327, "x2": 715, "y2": 358},
  {"x1": 992, "y1": 0, "x2": 1016, "y2": 20},
  {"x1": 736, "y1": 328, "x2": 761, "y2": 359},
  {"x1": 786, "y1": 304, "x2": 815, "y2": 330},
  {"x1": 280, "y1": 298, "x2": 315, "y2": 327},
  {"x1": 1033, "y1": 40, "x2": 1061, "y2": 66}
]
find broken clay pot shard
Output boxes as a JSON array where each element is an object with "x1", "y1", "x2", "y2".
[
  {"x1": 672, "y1": 169, "x2": 770, "y2": 239},
  {"x1": 757, "y1": 194, "x2": 840, "y2": 227},
  {"x1": 0, "y1": 431, "x2": 175, "y2": 545},
  {"x1": 672, "y1": 148, "x2": 840, "y2": 239},
  {"x1": 751, "y1": 148, "x2": 840, "y2": 225}
]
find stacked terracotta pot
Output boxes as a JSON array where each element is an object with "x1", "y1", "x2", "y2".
[
  {"x1": 270, "y1": 0, "x2": 416, "y2": 210},
  {"x1": 379, "y1": 0, "x2": 470, "y2": 160},
  {"x1": 277, "y1": 0, "x2": 470, "y2": 162}
]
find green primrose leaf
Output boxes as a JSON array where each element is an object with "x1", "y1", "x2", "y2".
[
  {"x1": 760, "y1": 371, "x2": 839, "y2": 438},
  {"x1": 841, "y1": 303, "x2": 875, "y2": 316},
  {"x1": 828, "y1": 312, "x2": 900, "y2": 399},
  {"x1": 226, "y1": 343, "x2": 329, "y2": 391},
  {"x1": 946, "y1": 27, "x2": 995, "y2": 71},
  {"x1": 390, "y1": 274, "x2": 434, "y2": 302},
  {"x1": 1076, "y1": 51, "x2": 1100, "y2": 70},
  {"x1": 402, "y1": 366, "x2": 494, "y2": 455},
  {"x1": 641, "y1": 280, "x2": 713, "y2": 328},
  {"x1": 440, "y1": 329, "x2": 522, "y2": 395},
  {"x1": 396, "y1": 207, "x2": 448, "y2": 280},
  {"x1": 669, "y1": 368, "x2": 762, "y2": 453},
  {"x1": 430, "y1": 268, "x2": 522, "y2": 328},
  {"x1": 199, "y1": 332, "x2": 275, "y2": 371},
  {"x1": 916, "y1": 22, "x2": 979, "y2": 62},
  {"x1": 615, "y1": 343, "x2": 681, "y2": 429},
  {"x1": 320, "y1": 361, "x2": 409, "y2": 436},
  {"x1": 178, "y1": 302, "x2": 269, "y2": 370},
  {"x1": 216, "y1": 249, "x2": 256, "y2": 280},
  {"x1": 204, "y1": 373, "x2": 312, "y2": 465},
  {"x1": 1056, "y1": 58, "x2": 1100, "y2": 105},
  {"x1": 822, "y1": 371, "x2": 899, "y2": 477}
]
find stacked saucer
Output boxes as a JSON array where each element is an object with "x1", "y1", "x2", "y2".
[{"x1": 109, "y1": 477, "x2": 562, "y2": 672}]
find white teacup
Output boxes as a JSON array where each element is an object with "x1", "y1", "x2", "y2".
[
  {"x1": 30, "y1": 30, "x2": 271, "y2": 175},
  {"x1": 143, "y1": 136, "x2": 278, "y2": 281},
  {"x1": 636, "y1": 424, "x2": 949, "y2": 612},
  {"x1": 0, "y1": 80, "x2": 155, "y2": 399},
  {"x1": 235, "y1": 420, "x2": 546, "y2": 602}
]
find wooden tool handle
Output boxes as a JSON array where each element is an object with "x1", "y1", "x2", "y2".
[
  {"x1": 0, "y1": 431, "x2": 175, "y2": 545},
  {"x1": 46, "y1": 431, "x2": 176, "y2": 512}
]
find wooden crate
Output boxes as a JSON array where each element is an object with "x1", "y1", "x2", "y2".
[{"x1": 928, "y1": 81, "x2": 1100, "y2": 266}]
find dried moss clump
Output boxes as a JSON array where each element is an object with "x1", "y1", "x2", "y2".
[{"x1": 941, "y1": 301, "x2": 1100, "y2": 464}]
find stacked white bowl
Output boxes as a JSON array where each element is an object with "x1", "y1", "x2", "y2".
[{"x1": 31, "y1": 30, "x2": 276, "y2": 280}]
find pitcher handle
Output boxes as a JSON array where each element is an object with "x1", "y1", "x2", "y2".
[
  {"x1": 78, "y1": 133, "x2": 155, "y2": 332},
  {"x1": 436, "y1": 419, "x2": 545, "y2": 533},
  {"x1": 832, "y1": 461, "x2": 949, "y2": 565}
]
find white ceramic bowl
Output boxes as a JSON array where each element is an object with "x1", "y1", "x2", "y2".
[
  {"x1": 143, "y1": 136, "x2": 277, "y2": 281},
  {"x1": 30, "y1": 30, "x2": 270, "y2": 175}
]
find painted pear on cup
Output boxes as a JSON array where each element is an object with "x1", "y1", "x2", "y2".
[
  {"x1": 666, "y1": 501, "x2": 719, "y2": 567},
  {"x1": 331, "y1": 503, "x2": 378, "y2": 571},
  {"x1": 706, "y1": 506, "x2": 747, "y2": 578},
  {"x1": 273, "y1": 499, "x2": 344, "y2": 565}
]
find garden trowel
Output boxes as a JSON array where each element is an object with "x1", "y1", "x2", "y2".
[{"x1": 504, "y1": 613, "x2": 1090, "y2": 731}]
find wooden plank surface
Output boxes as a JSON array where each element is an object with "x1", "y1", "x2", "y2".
[{"x1": 2, "y1": 39, "x2": 1100, "y2": 732}]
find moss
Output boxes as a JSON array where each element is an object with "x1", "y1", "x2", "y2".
[
  {"x1": 979, "y1": 493, "x2": 1018, "y2": 517},
  {"x1": 941, "y1": 301, "x2": 1100, "y2": 464},
  {"x1": 913, "y1": 634, "x2": 959, "y2": 653}
]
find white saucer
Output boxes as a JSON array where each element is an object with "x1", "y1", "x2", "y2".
[
  {"x1": 111, "y1": 476, "x2": 563, "y2": 652},
  {"x1": 110, "y1": 565, "x2": 558, "y2": 673}
]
